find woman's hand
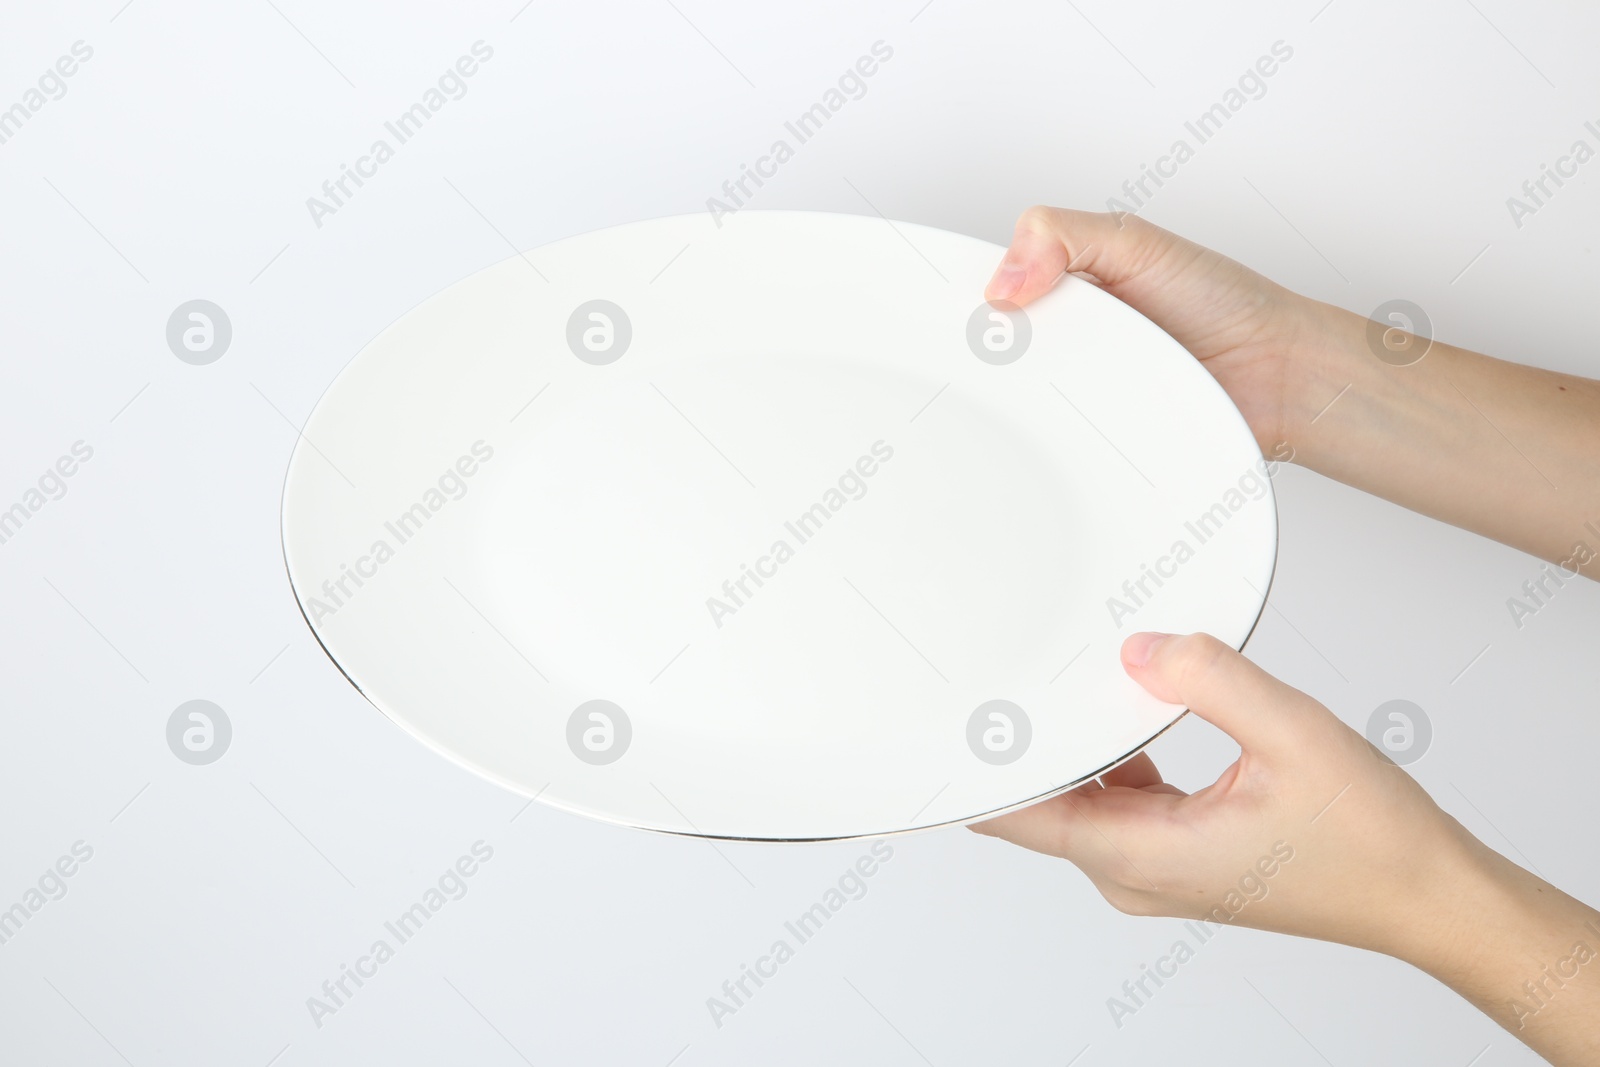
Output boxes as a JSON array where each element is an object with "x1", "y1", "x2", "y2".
[
  {"x1": 985, "y1": 206, "x2": 1600, "y2": 576},
  {"x1": 971, "y1": 631, "x2": 1471, "y2": 949},
  {"x1": 984, "y1": 207, "x2": 1319, "y2": 453},
  {"x1": 972, "y1": 632, "x2": 1600, "y2": 1064}
]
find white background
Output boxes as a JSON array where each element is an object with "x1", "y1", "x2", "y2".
[{"x1": 2, "y1": 1, "x2": 1598, "y2": 1064}]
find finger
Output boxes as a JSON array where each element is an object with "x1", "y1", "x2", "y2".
[
  {"x1": 969, "y1": 790, "x2": 1103, "y2": 858},
  {"x1": 1120, "y1": 631, "x2": 1327, "y2": 760},
  {"x1": 968, "y1": 791, "x2": 1077, "y2": 854},
  {"x1": 984, "y1": 206, "x2": 1174, "y2": 306},
  {"x1": 970, "y1": 780, "x2": 1180, "y2": 861},
  {"x1": 1099, "y1": 751, "x2": 1164, "y2": 790}
]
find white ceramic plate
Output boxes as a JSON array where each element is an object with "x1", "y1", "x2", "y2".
[{"x1": 281, "y1": 211, "x2": 1276, "y2": 841}]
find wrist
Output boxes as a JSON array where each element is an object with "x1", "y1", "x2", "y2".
[
  {"x1": 1274, "y1": 298, "x2": 1375, "y2": 467},
  {"x1": 1387, "y1": 828, "x2": 1600, "y2": 1016},
  {"x1": 1386, "y1": 830, "x2": 1529, "y2": 973}
]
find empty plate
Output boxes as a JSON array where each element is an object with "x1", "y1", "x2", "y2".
[{"x1": 280, "y1": 210, "x2": 1276, "y2": 841}]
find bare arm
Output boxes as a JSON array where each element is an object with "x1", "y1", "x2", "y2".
[
  {"x1": 1416, "y1": 845, "x2": 1600, "y2": 1061},
  {"x1": 974, "y1": 632, "x2": 1600, "y2": 1065},
  {"x1": 1295, "y1": 301, "x2": 1600, "y2": 574},
  {"x1": 986, "y1": 207, "x2": 1600, "y2": 575}
]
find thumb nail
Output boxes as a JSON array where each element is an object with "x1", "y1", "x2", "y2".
[
  {"x1": 1122, "y1": 632, "x2": 1170, "y2": 668},
  {"x1": 986, "y1": 264, "x2": 1025, "y2": 302}
]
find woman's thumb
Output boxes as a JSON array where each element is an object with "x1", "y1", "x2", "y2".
[
  {"x1": 1120, "y1": 632, "x2": 1322, "y2": 758},
  {"x1": 985, "y1": 206, "x2": 1171, "y2": 305}
]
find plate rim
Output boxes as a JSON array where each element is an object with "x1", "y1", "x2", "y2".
[{"x1": 277, "y1": 208, "x2": 1280, "y2": 841}]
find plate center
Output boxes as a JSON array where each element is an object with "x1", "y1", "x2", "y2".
[{"x1": 471, "y1": 352, "x2": 1085, "y2": 754}]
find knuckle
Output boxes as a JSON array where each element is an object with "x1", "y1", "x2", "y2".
[
  {"x1": 1100, "y1": 211, "x2": 1176, "y2": 271},
  {"x1": 1166, "y1": 632, "x2": 1229, "y2": 687},
  {"x1": 1018, "y1": 203, "x2": 1064, "y2": 233}
]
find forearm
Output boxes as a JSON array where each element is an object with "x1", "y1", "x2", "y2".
[
  {"x1": 1398, "y1": 840, "x2": 1600, "y2": 1065},
  {"x1": 1287, "y1": 301, "x2": 1600, "y2": 577}
]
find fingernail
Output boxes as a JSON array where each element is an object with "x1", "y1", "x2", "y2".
[
  {"x1": 986, "y1": 264, "x2": 1025, "y2": 302},
  {"x1": 1122, "y1": 632, "x2": 1170, "y2": 668}
]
